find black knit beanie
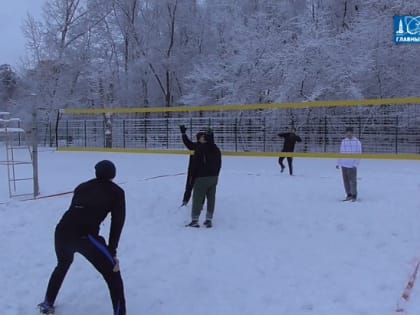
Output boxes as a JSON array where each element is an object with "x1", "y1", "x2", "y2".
[{"x1": 95, "y1": 160, "x2": 116, "y2": 180}]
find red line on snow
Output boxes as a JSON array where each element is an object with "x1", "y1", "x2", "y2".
[
  {"x1": 396, "y1": 261, "x2": 420, "y2": 313},
  {"x1": 34, "y1": 191, "x2": 73, "y2": 200},
  {"x1": 143, "y1": 172, "x2": 185, "y2": 181},
  {"x1": 3, "y1": 172, "x2": 187, "y2": 202}
]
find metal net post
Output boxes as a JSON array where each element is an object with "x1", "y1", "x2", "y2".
[{"x1": 32, "y1": 109, "x2": 40, "y2": 198}]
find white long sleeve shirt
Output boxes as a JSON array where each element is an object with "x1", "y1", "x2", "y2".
[{"x1": 338, "y1": 137, "x2": 362, "y2": 168}]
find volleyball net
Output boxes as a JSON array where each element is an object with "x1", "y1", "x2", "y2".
[{"x1": 40, "y1": 97, "x2": 420, "y2": 160}]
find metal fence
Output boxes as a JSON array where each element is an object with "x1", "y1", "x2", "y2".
[{"x1": 35, "y1": 105, "x2": 420, "y2": 155}]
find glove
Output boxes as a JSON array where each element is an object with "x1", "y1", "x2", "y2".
[
  {"x1": 336, "y1": 165, "x2": 340, "y2": 170},
  {"x1": 179, "y1": 124, "x2": 187, "y2": 134},
  {"x1": 113, "y1": 257, "x2": 120, "y2": 272}
]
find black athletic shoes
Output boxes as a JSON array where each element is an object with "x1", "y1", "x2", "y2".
[
  {"x1": 38, "y1": 301, "x2": 55, "y2": 314},
  {"x1": 185, "y1": 220, "x2": 213, "y2": 228},
  {"x1": 185, "y1": 220, "x2": 200, "y2": 228}
]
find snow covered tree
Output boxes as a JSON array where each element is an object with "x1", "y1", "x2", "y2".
[
  {"x1": 0, "y1": 64, "x2": 18, "y2": 106},
  {"x1": 13, "y1": 0, "x2": 420, "y2": 119}
]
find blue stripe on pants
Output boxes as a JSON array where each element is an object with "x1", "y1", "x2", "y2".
[{"x1": 87, "y1": 235, "x2": 115, "y2": 266}]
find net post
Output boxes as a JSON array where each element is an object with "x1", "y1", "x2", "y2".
[{"x1": 31, "y1": 109, "x2": 40, "y2": 198}]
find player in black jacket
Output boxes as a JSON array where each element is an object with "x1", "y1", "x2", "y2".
[
  {"x1": 179, "y1": 125, "x2": 205, "y2": 206},
  {"x1": 186, "y1": 129, "x2": 222, "y2": 228},
  {"x1": 38, "y1": 160, "x2": 126, "y2": 315},
  {"x1": 278, "y1": 127, "x2": 302, "y2": 175}
]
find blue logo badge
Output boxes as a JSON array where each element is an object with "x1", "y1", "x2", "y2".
[{"x1": 394, "y1": 16, "x2": 420, "y2": 44}]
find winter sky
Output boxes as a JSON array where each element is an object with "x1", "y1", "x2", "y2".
[{"x1": 0, "y1": 0, "x2": 45, "y2": 67}]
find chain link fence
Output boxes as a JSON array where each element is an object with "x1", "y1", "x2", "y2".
[{"x1": 35, "y1": 104, "x2": 420, "y2": 155}]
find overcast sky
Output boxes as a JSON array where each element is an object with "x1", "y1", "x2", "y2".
[{"x1": 0, "y1": 0, "x2": 45, "y2": 67}]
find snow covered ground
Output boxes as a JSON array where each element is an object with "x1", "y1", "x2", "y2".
[{"x1": 1, "y1": 148, "x2": 420, "y2": 315}]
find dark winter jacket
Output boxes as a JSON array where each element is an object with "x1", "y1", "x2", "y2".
[
  {"x1": 57, "y1": 178, "x2": 126, "y2": 257},
  {"x1": 191, "y1": 139, "x2": 222, "y2": 179},
  {"x1": 278, "y1": 132, "x2": 302, "y2": 152}
]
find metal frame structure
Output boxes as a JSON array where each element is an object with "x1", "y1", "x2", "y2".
[{"x1": 0, "y1": 112, "x2": 36, "y2": 199}]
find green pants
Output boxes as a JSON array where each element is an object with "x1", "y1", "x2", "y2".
[{"x1": 191, "y1": 176, "x2": 218, "y2": 221}]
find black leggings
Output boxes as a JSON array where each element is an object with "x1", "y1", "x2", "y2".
[
  {"x1": 44, "y1": 228, "x2": 126, "y2": 315},
  {"x1": 278, "y1": 156, "x2": 293, "y2": 175}
]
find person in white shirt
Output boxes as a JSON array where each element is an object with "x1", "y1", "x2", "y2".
[{"x1": 336, "y1": 127, "x2": 362, "y2": 201}]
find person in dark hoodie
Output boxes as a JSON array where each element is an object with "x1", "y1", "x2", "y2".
[
  {"x1": 186, "y1": 128, "x2": 222, "y2": 228},
  {"x1": 278, "y1": 127, "x2": 302, "y2": 175},
  {"x1": 38, "y1": 160, "x2": 126, "y2": 315},
  {"x1": 179, "y1": 124, "x2": 205, "y2": 206}
]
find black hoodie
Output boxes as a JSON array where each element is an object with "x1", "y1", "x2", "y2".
[
  {"x1": 278, "y1": 132, "x2": 302, "y2": 152},
  {"x1": 57, "y1": 178, "x2": 125, "y2": 256},
  {"x1": 191, "y1": 133, "x2": 221, "y2": 178}
]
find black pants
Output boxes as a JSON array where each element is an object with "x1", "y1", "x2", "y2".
[
  {"x1": 278, "y1": 156, "x2": 293, "y2": 175},
  {"x1": 44, "y1": 226, "x2": 126, "y2": 315}
]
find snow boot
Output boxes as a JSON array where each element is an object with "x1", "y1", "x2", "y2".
[
  {"x1": 38, "y1": 301, "x2": 55, "y2": 314},
  {"x1": 203, "y1": 219, "x2": 212, "y2": 228},
  {"x1": 342, "y1": 195, "x2": 352, "y2": 201}
]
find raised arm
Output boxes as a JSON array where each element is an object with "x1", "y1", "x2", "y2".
[
  {"x1": 180, "y1": 124, "x2": 196, "y2": 150},
  {"x1": 182, "y1": 134, "x2": 196, "y2": 150}
]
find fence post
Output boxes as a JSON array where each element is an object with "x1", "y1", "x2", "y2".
[
  {"x1": 31, "y1": 110, "x2": 40, "y2": 198},
  {"x1": 18, "y1": 120, "x2": 21, "y2": 146},
  {"x1": 324, "y1": 116, "x2": 327, "y2": 152},
  {"x1": 234, "y1": 118, "x2": 238, "y2": 152},
  {"x1": 49, "y1": 121, "x2": 52, "y2": 147},
  {"x1": 102, "y1": 120, "x2": 105, "y2": 148},
  {"x1": 84, "y1": 120, "x2": 87, "y2": 147},
  {"x1": 189, "y1": 117, "x2": 193, "y2": 139},
  {"x1": 144, "y1": 117, "x2": 147, "y2": 149},
  {"x1": 166, "y1": 117, "x2": 169, "y2": 149},
  {"x1": 123, "y1": 119, "x2": 126, "y2": 148},
  {"x1": 66, "y1": 120, "x2": 69, "y2": 147},
  {"x1": 104, "y1": 114, "x2": 112, "y2": 148},
  {"x1": 395, "y1": 116, "x2": 399, "y2": 154},
  {"x1": 263, "y1": 117, "x2": 266, "y2": 152}
]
